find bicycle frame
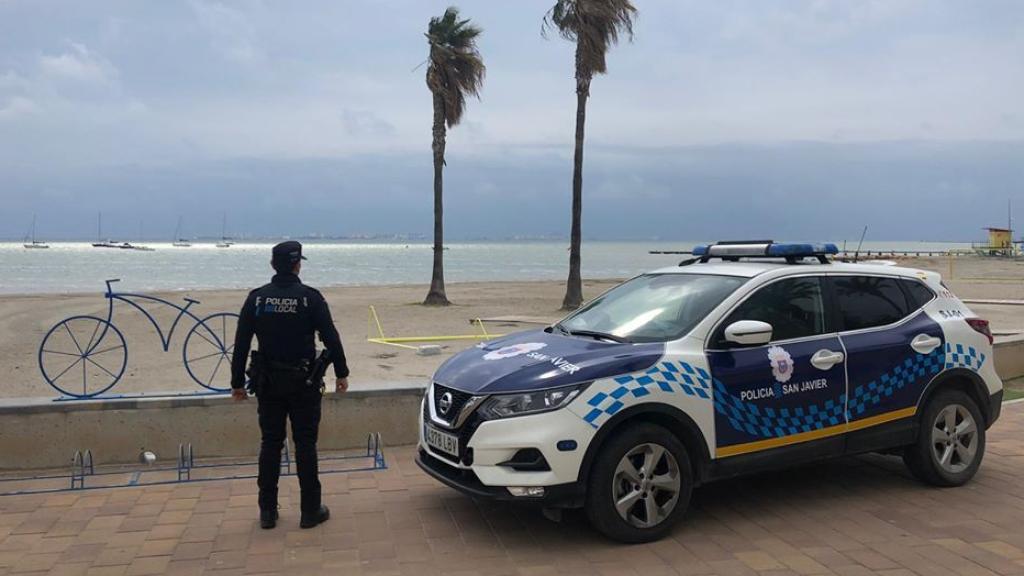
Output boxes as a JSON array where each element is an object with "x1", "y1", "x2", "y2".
[
  {"x1": 40, "y1": 279, "x2": 239, "y2": 401},
  {"x1": 98, "y1": 279, "x2": 224, "y2": 352}
]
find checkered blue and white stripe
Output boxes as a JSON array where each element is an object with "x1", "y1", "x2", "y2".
[
  {"x1": 945, "y1": 342, "x2": 986, "y2": 372},
  {"x1": 581, "y1": 361, "x2": 711, "y2": 428},
  {"x1": 846, "y1": 347, "x2": 945, "y2": 419},
  {"x1": 578, "y1": 341, "x2": 985, "y2": 435}
]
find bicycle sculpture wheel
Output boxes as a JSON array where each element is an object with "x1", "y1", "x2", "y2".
[
  {"x1": 183, "y1": 312, "x2": 239, "y2": 392},
  {"x1": 39, "y1": 316, "x2": 128, "y2": 398}
]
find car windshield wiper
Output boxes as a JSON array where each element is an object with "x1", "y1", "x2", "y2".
[
  {"x1": 566, "y1": 329, "x2": 629, "y2": 343},
  {"x1": 547, "y1": 323, "x2": 570, "y2": 336}
]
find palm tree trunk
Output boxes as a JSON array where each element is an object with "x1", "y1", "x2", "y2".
[
  {"x1": 425, "y1": 92, "x2": 450, "y2": 306},
  {"x1": 562, "y1": 53, "x2": 590, "y2": 311}
]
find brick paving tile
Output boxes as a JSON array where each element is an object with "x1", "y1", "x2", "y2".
[
  {"x1": 832, "y1": 566, "x2": 877, "y2": 576},
  {"x1": 977, "y1": 541, "x2": 1024, "y2": 561},
  {"x1": 90, "y1": 546, "x2": 138, "y2": 568},
  {"x1": 46, "y1": 561, "x2": 92, "y2": 576},
  {"x1": 142, "y1": 524, "x2": 185, "y2": 541},
  {"x1": 205, "y1": 550, "x2": 247, "y2": 571},
  {"x1": 82, "y1": 566, "x2": 127, "y2": 576},
  {"x1": 162, "y1": 559, "x2": 205, "y2": 576},
  {"x1": 179, "y1": 525, "x2": 219, "y2": 544},
  {"x1": 1, "y1": 402, "x2": 1023, "y2": 575},
  {"x1": 122, "y1": 556, "x2": 169, "y2": 576},
  {"x1": 10, "y1": 552, "x2": 62, "y2": 573},
  {"x1": 170, "y1": 542, "x2": 212, "y2": 562},
  {"x1": 211, "y1": 533, "x2": 250, "y2": 553},
  {"x1": 133, "y1": 539, "x2": 176, "y2": 559},
  {"x1": 71, "y1": 530, "x2": 117, "y2": 546},
  {"x1": 113, "y1": 518, "x2": 155, "y2": 534}
]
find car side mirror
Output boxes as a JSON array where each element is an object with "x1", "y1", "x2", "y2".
[{"x1": 724, "y1": 320, "x2": 773, "y2": 346}]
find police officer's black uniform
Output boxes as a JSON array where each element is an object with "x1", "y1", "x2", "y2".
[{"x1": 230, "y1": 241, "x2": 349, "y2": 529}]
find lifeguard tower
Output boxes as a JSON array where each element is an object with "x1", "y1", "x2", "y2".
[{"x1": 974, "y1": 227, "x2": 1018, "y2": 257}]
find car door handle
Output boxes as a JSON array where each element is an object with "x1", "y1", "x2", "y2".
[
  {"x1": 911, "y1": 334, "x2": 942, "y2": 355},
  {"x1": 811, "y1": 349, "x2": 845, "y2": 370}
]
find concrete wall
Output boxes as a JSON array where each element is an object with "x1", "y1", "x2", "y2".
[
  {"x1": 0, "y1": 387, "x2": 424, "y2": 471},
  {"x1": 994, "y1": 336, "x2": 1024, "y2": 382},
  {"x1": 2, "y1": 338, "x2": 1020, "y2": 472}
]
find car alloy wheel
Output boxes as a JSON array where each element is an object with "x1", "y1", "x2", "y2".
[
  {"x1": 612, "y1": 442, "x2": 681, "y2": 529},
  {"x1": 930, "y1": 403, "x2": 978, "y2": 474}
]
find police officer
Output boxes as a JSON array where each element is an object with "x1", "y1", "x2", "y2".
[{"x1": 230, "y1": 241, "x2": 349, "y2": 530}]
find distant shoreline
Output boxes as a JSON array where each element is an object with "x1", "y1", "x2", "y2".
[
  {"x1": 0, "y1": 241, "x2": 982, "y2": 296},
  {"x1": 0, "y1": 277, "x2": 597, "y2": 299}
]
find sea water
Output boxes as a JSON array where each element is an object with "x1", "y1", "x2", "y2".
[{"x1": 0, "y1": 241, "x2": 971, "y2": 295}]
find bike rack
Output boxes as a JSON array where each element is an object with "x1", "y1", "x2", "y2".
[
  {"x1": 177, "y1": 443, "x2": 194, "y2": 482},
  {"x1": 0, "y1": 434, "x2": 387, "y2": 497},
  {"x1": 368, "y1": 432, "x2": 386, "y2": 468},
  {"x1": 70, "y1": 449, "x2": 95, "y2": 490}
]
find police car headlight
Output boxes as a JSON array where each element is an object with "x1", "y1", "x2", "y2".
[{"x1": 477, "y1": 383, "x2": 590, "y2": 420}]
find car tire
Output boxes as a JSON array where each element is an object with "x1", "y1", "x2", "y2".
[
  {"x1": 585, "y1": 423, "x2": 693, "y2": 543},
  {"x1": 903, "y1": 389, "x2": 986, "y2": 487}
]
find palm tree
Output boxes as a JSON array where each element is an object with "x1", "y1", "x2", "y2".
[
  {"x1": 423, "y1": 7, "x2": 486, "y2": 306},
  {"x1": 544, "y1": 0, "x2": 636, "y2": 310}
]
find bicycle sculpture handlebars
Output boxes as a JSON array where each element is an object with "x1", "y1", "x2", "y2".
[{"x1": 38, "y1": 279, "x2": 241, "y2": 400}]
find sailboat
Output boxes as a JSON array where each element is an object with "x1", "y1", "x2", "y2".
[
  {"x1": 172, "y1": 217, "x2": 191, "y2": 247},
  {"x1": 22, "y1": 215, "x2": 49, "y2": 249},
  {"x1": 121, "y1": 221, "x2": 155, "y2": 251},
  {"x1": 91, "y1": 213, "x2": 118, "y2": 248},
  {"x1": 216, "y1": 213, "x2": 234, "y2": 248}
]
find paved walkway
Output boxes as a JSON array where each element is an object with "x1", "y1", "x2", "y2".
[{"x1": 2, "y1": 403, "x2": 1024, "y2": 576}]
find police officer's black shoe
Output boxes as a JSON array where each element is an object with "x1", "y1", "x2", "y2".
[
  {"x1": 259, "y1": 509, "x2": 278, "y2": 530},
  {"x1": 299, "y1": 505, "x2": 330, "y2": 529}
]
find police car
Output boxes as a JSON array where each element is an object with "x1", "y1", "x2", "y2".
[{"x1": 416, "y1": 241, "x2": 1002, "y2": 543}]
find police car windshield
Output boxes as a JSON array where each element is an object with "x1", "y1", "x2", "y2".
[{"x1": 557, "y1": 274, "x2": 746, "y2": 344}]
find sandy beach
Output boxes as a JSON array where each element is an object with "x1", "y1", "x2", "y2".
[
  {"x1": 3, "y1": 256, "x2": 1023, "y2": 400},
  {"x1": 1, "y1": 278, "x2": 622, "y2": 399}
]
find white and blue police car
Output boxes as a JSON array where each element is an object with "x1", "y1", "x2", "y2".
[{"x1": 416, "y1": 241, "x2": 1002, "y2": 542}]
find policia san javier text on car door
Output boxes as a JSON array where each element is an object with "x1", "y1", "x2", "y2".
[{"x1": 229, "y1": 241, "x2": 350, "y2": 530}]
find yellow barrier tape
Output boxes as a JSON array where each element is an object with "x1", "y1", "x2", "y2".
[
  {"x1": 366, "y1": 306, "x2": 504, "y2": 346},
  {"x1": 366, "y1": 338, "x2": 420, "y2": 351},
  {"x1": 472, "y1": 318, "x2": 490, "y2": 339}
]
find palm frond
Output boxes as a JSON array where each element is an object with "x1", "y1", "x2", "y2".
[
  {"x1": 426, "y1": 6, "x2": 486, "y2": 128},
  {"x1": 543, "y1": 0, "x2": 636, "y2": 78}
]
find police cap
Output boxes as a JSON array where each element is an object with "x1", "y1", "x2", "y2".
[{"x1": 271, "y1": 240, "x2": 307, "y2": 270}]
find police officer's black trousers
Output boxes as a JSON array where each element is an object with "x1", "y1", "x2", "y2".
[{"x1": 256, "y1": 375, "x2": 323, "y2": 514}]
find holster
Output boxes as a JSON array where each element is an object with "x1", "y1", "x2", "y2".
[
  {"x1": 247, "y1": 351, "x2": 321, "y2": 396},
  {"x1": 306, "y1": 350, "x2": 331, "y2": 392},
  {"x1": 245, "y1": 351, "x2": 269, "y2": 396}
]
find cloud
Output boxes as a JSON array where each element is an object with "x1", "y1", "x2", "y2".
[
  {"x1": 0, "y1": 96, "x2": 38, "y2": 121},
  {"x1": 341, "y1": 109, "x2": 396, "y2": 137},
  {"x1": 38, "y1": 42, "x2": 118, "y2": 85},
  {"x1": 188, "y1": 0, "x2": 262, "y2": 64},
  {"x1": 0, "y1": 0, "x2": 1022, "y2": 236}
]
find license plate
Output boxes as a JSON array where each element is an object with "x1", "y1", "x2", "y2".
[{"x1": 424, "y1": 424, "x2": 459, "y2": 457}]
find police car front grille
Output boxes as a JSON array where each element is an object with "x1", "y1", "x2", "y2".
[
  {"x1": 432, "y1": 383, "x2": 474, "y2": 426},
  {"x1": 430, "y1": 412, "x2": 484, "y2": 466}
]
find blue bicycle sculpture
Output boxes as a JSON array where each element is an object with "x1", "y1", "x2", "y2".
[{"x1": 38, "y1": 279, "x2": 239, "y2": 399}]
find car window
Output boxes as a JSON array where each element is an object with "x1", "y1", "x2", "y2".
[
  {"x1": 718, "y1": 277, "x2": 826, "y2": 345},
  {"x1": 833, "y1": 276, "x2": 910, "y2": 331},
  {"x1": 901, "y1": 279, "x2": 935, "y2": 310},
  {"x1": 558, "y1": 274, "x2": 746, "y2": 343}
]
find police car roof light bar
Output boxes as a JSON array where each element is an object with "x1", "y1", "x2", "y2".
[{"x1": 688, "y1": 241, "x2": 838, "y2": 264}]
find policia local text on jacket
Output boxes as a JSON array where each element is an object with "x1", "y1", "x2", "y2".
[{"x1": 229, "y1": 246, "x2": 349, "y2": 530}]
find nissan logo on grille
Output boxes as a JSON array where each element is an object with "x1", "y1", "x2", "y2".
[{"x1": 438, "y1": 392, "x2": 453, "y2": 416}]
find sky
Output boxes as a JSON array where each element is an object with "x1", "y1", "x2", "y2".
[{"x1": 1, "y1": 0, "x2": 1022, "y2": 242}]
